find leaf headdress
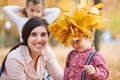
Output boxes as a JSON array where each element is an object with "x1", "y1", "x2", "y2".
[{"x1": 48, "y1": 0, "x2": 104, "y2": 46}]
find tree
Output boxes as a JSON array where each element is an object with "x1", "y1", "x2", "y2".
[
  {"x1": 0, "y1": 0, "x2": 25, "y2": 47},
  {"x1": 0, "y1": 0, "x2": 8, "y2": 47},
  {"x1": 94, "y1": 0, "x2": 101, "y2": 51}
]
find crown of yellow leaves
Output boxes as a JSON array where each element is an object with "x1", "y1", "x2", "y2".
[{"x1": 48, "y1": 0, "x2": 104, "y2": 46}]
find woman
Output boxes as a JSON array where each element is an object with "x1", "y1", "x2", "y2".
[
  {"x1": 0, "y1": 17, "x2": 63, "y2": 80},
  {"x1": 2, "y1": 1, "x2": 61, "y2": 79}
]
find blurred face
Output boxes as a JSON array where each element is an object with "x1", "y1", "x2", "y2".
[
  {"x1": 27, "y1": 26, "x2": 48, "y2": 55},
  {"x1": 71, "y1": 37, "x2": 91, "y2": 52},
  {"x1": 26, "y1": 2, "x2": 43, "y2": 18}
]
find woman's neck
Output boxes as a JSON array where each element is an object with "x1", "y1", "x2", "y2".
[
  {"x1": 30, "y1": 52, "x2": 41, "y2": 70},
  {"x1": 31, "y1": 51, "x2": 41, "y2": 60}
]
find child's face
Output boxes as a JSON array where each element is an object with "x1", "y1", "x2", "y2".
[
  {"x1": 71, "y1": 37, "x2": 91, "y2": 52},
  {"x1": 26, "y1": 2, "x2": 43, "y2": 18}
]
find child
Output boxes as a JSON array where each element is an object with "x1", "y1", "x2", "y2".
[
  {"x1": 48, "y1": 0, "x2": 109, "y2": 80},
  {"x1": 63, "y1": 29, "x2": 109, "y2": 80}
]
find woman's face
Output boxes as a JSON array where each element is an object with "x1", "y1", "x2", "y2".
[
  {"x1": 71, "y1": 37, "x2": 91, "y2": 52},
  {"x1": 27, "y1": 26, "x2": 48, "y2": 54},
  {"x1": 26, "y1": 2, "x2": 43, "y2": 18}
]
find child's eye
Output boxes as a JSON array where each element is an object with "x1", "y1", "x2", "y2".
[
  {"x1": 83, "y1": 35, "x2": 88, "y2": 38},
  {"x1": 30, "y1": 9, "x2": 34, "y2": 12},
  {"x1": 41, "y1": 32, "x2": 47, "y2": 37},
  {"x1": 76, "y1": 40, "x2": 79, "y2": 42}
]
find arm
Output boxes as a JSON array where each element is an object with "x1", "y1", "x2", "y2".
[
  {"x1": 90, "y1": 53, "x2": 109, "y2": 80},
  {"x1": 45, "y1": 45, "x2": 63, "y2": 80},
  {"x1": 43, "y1": 8, "x2": 60, "y2": 24},
  {"x1": 5, "y1": 58, "x2": 26, "y2": 80},
  {"x1": 2, "y1": 5, "x2": 23, "y2": 28}
]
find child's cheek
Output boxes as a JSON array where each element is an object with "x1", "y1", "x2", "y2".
[{"x1": 72, "y1": 43, "x2": 79, "y2": 49}]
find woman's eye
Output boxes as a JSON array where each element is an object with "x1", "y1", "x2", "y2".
[
  {"x1": 41, "y1": 32, "x2": 47, "y2": 37},
  {"x1": 30, "y1": 32, "x2": 37, "y2": 37}
]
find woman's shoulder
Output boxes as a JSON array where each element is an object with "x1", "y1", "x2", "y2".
[
  {"x1": 43, "y1": 46, "x2": 56, "y2": 60},
  {"x1": 7, "y1": 46, "x2": 25, "y2": 61}
]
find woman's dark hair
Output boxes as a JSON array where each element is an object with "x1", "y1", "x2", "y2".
[
  {"x1": 23, "y1": 0, "x2": 45, "y2": 17},
  {"x1": 0, "y1": 17, "x2": 49, "y2": 75}
]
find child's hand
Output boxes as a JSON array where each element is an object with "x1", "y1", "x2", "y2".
[
  {"x1": 83, "y1": 65, "x2": 96, "y2": 75},
  {"x1": 20, "y1": 7, "x2": 26, "y2": 13}
]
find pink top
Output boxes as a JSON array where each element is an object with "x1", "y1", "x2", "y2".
[
  {"x1": 64, "y1": 47, "x2": 109, "y2": 80},
  {"x1": 0, "y1": 46, "x2": 63, "y2": 80}
]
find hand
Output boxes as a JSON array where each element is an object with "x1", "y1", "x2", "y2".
[
  {"x1": 20, "y1": 7, "x2": 26, "y2": 13},
  {"x1": 83, "y1": 65, "x2": 96, "y2": 75}
]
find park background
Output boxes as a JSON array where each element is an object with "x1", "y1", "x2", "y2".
[{"x1": 0, "y1": 0, "x2": 120, "y2": 80}]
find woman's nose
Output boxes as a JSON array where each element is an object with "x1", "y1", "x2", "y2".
[{"x1": 36, "y1": 36, "x2": 43, "y2": 41}]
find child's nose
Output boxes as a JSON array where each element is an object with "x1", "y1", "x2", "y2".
[
  {"x1": 73, "y1": 38, "x2": 79, "y2": 42},
  {"x1": 33, "y1": 12, "x2": 38, "y2": 17},
  {"x1": 75, "y1": 40, "x2": 79, "y2": 43}
]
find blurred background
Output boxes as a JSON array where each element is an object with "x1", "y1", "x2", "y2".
[{"x1": 0, "y1": 0, "x2": 120, "y2": 80}]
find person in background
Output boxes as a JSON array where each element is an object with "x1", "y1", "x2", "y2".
[
  {"x1": 48, "y1": 0, "x2": 109, "y2": 80},
  {"x1": 0, "y1": 17, "x2": 63, "y2": 80},
  {"x1": 2, "y1": 0, "x2": 60, "y2": 42}
]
